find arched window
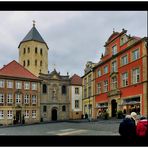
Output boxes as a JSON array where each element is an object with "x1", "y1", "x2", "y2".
[
  {"x1": 40, "y1": 61, "x2": 42, "y2": 66},
  {"x1": 62, "y1": 85, "x2": 66, "y2": 94},
  {"x1": 23, "y1": 60, "x2": 25, "y2": 66},
  {"x1": 43, "y1": 84, "x2": 47, "y2": 93},
  {"x1": 27, "y1": 60, "x2": 30, "y2": 66},
  {"x1": 62, "y1": 105, "x2": 66, "y2": 112},
  {"x1": 40, "y1": 48, "x2": 43, "y2": 55},
  {"x1": 24, "y1": 48, "x2": 26, "y2": 54},
  {"x1": 28, "y1": 47, "x2": 30, "y2": 53},
  {"x1": 35, "y1": 47, "x2": 37, "y2": 54},
  {"x1": 35, "y1": 60, "x2": 37, "y2": 66}
]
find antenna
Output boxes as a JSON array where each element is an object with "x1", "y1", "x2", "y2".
[{"x1": 33, "y1": 20, "x2": 36, "y2": 27}]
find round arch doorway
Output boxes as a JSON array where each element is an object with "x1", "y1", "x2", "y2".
[
  {"x1": 111, "y1": 99, "x2": 117, "y2": 117},
  {"x1": 51, "y1": 108, "x2": 57, "y2": 121}
]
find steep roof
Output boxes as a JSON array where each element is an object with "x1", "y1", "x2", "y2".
[
  {"x1": 70, "y1": 74, "x2": 82, "y2": 86},
  {"x1": 0, "y1": 60, "x2": 40, "y2": 81},
  {"x1": 18, "y1": 25, "x2": 48, "y2": 48}
]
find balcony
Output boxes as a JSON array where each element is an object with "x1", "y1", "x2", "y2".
[{"x1": 107, "y1": 89, "x2": 121, "y2": 97}]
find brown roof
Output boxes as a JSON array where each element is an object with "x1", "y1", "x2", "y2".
[
  {"x1": 70, "y1": 74, "x2": 82, "y2": 86},
  {"x1": 0, "y1": 60, "x2": 40, "y2": 81}
]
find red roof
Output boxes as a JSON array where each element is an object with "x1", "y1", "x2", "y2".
[
  {"x1": 70, "y1": 74, "x2": 82, "y2": 86},
  {"x1": 0, "y1": 60, "x2": 40, "y2": 80}
]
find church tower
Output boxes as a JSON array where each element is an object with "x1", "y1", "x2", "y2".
[{"x1": 18, "y1": 21, "x2": 48, "y2": 76}]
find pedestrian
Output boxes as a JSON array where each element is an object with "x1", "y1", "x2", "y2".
[
  {"x1": 119, "y1": 115, "x2": 136, "y2": 138},
  {"x1": 136, "y1": 116, "x2": 148, "y2": 137},
  {"x1": 131, "y1": 112, "x2": 138, "y2": 125}
]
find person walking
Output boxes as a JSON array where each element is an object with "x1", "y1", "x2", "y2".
[{"x1": 119, "y1": 115, "x2": 136, "y2": 138}]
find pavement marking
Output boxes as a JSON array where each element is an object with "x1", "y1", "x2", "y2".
[
  {"x1": 0, "y1": 133, "x2": 6, "y2": 135},
  {"x1": 46, "y1": 131, "x2": 56, "y2": 134},
  {"x1": 59, "y1": 128, "x2": 75, "y2": 132},
  {"x1": 56, "y1": 129, "x2": 87, "y2": 136}
]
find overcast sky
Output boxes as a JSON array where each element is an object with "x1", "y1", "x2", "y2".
[{"x1": 0, "y1": 11, "x2": 147, "y2": 77}]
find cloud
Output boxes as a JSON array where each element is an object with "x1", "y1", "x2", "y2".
[{"x1": 0, "y1": 11, "x2": 147, "y2": 77}]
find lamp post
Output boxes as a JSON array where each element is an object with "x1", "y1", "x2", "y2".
[{"x1": 88, "y1": 95, "x2": 91, "y2": 122}]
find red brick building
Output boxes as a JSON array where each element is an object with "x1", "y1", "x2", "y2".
[
  {"x1": 0, "y1": 60, "x2": 41, "y2": 125},
  {"x1": 93, "y1": 29, "x2": 147, "y2": 118}
]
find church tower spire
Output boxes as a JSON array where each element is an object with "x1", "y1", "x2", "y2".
[{"x1": 18, "y1": 22, "x2": 49, "y2": 76}]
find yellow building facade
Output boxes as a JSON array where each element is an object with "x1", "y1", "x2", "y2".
[{"x1": 82, "y1": 61, "x2": 96, "y2": 119}]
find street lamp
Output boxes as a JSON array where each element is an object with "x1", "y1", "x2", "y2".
[{"x1": 88, "y1": 95, "x2": 91, "y2": 122}]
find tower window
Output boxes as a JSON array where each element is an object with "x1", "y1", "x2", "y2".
[
  {"x1": 40, "y1": 48, "x2": 43, "y2": 55},
  {"x1": 40, "y1": 61, "x2": 42, "y2": 66},
  {"x1": 35, "y1": 47, "x2": 38, "y2": 54},
  {"x1": 24, "y1": 48, "x2": 26, "y2": 54},
  {"x1": 27, "y1": 60, "x2": 30, "y2": 66},
  {"x1": 28, "y1": 47, "x2": 30, "y2": 53},
  {"x1": 23, "y1": 60, "x2": 25, "y2": 67},
  {"x1": 35, "y1": 60, "x2": 37, "y2": 66}
]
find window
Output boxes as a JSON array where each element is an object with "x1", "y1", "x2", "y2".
[
  {"x1": 43, "y1": 106, "x2": 47, "y2": 112},
  {"x1": 112, "y1": 76, "x2": 117, "y2": 90},
  {"x1": 120, "y1": 35, "x2": 127, "y2": 46},
  {"x1": 7, "y1": 81, "x2": 13, "y2": 88},
  {"x1": 104, "y1": 65, "x2": 108, "y2": 74},
  {"x1": 28, "y1": 47, "x2": 30, "y2": 53},
  {"x1": 62, "y1": 85, "x2": 66, "y2": 94},
  {"x1": 43, "y1": 84, "x2": 47, "y2": 93},
  {"x1": 132, "y1": 49, "x2": 140, "y2": 61},
  {"x1": 32, "y1": 83, "x2": 37, "y2": 90},
  {"x1": 25, "y1": 110, "x2": 29, "y2": 118},
  {"x1": 62, "y1": 105, "x2": 66, "y2": 111},
  {"x1": 24, "y1": 48, "x2": 26, "y2": 54},
  {"x1": 27, "y1": 60, "x2": 30, "y2": 66},
  {"x1": 132, "y1": 68, "x2": 140, "y2": 84},
  {"x1": 16, "y1": 94, "x2": 21, "y2": 104},
  {"x1": 112, "y1": 45, "x2": 117, "y2": 55},
  {"x1": 0, "y1": 110, "x2": 4, "y2": 119},
  {"x1": 88, "y1": 75, "x2": 91, "y2": 86},
  {"x1": 0, "y1": 93, "x2": 4, "y2": 103},
  {"x1": 32, "y1": 95, "x2": 37, "y2": 104},
  {"x1": 16, "y1": 81, "x2": 22, "y2": 89},
  {"x1": 84, "y1": 78, "x2": 87, "y2": 86},
  {"x1": 112, "y1": 61, "x2": 117, "y2": 72},
  {"x1": 40, "y1": 61, "x2": 42, "y2": 66},
  {"x1": 88, "y1": 86, "x2": 91, "y2": 97},
  {"x1": 24, "y1": 94, "x2": 30, "y2": 104},
  {"x1": 7, "y1": 110, "x2": 13, "y2": 119},
  {"x1": 98, "y1": 69, "x2": 101, "y2": 77},
  {"x1": 104, "y1": 80, "x2": 108, "y2": 92},
  {"x1": 75, "y1": 100, "x2": 79, "y2": 108},
  {"x1": 24, "y1": 82, "x2": 30, "y2": 90},
  {"x1": 75, "y1": 87, "x2": 79, "y2": 94},
  {"x1": 7, "y1": 93, "x2": 13, "y2": 104},
  {"x1": 0, "y1": 79, "x2": 4, "y2": 88},
  {"x1": 23, "y1": 60, "x2": 26, "y2": 66},
  {"x1": 35, "y1": 47, "x2": 38, "y2": 54},
  {"x1": 121, "y1": 55, "x2": 128, "y2": 66},
  {"x1": 84, "y1": 88, "x2": 87, "y2": 98},
  {"x1": 32, "y1": 110, "x2": 36, "y2": 118},
  {"x1": 35, "y1": 60, "x2": 37, "y2": 66},
  {"x1": 122, "y1": 72, "x2": 128, "y2": 87},
  {"x1": 97, "y1": 83, "x2": 101, "y2": 94},
  {"x1": 40, "y1": 48, "x2": 43, "y2": 55}
]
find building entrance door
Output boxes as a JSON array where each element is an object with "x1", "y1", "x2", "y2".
[
  {"x1": 51, "y1": 108, "x2": 57, "y2": 121},
  {"x1": 16, "y1": 110, "x2": 21, "y2": 124},
  {"x1": 111, "y1": 99, "x2": 117, "y2": 117}
]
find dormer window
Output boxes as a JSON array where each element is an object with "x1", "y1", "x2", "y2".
[
  {"x1": 40, "y1": 48, "x2": 43, "y2": 55},
  {"x1": 112, "y1": 45, "x2": 117, "y2": 55},
  {"x1": 120, "y1": 35, "x2": 128, "y2": 46},
  {"x1": 24, "y1": 48, "x2": 26, "y2": 54},
  {"x1": 28, "y1": 47, "x2": 30, "y2": 53}
]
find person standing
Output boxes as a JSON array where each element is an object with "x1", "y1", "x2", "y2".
[
  {"x1": 119, "y1": 115, "x2": 136, "y2": 138},
  {"x1": 131, "y1": 112, "x2": 138, "y2": 126}
]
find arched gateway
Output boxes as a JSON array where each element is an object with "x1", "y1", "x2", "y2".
[{"x1": 51, "y1": 107, "x2": 57, "y2": 121}]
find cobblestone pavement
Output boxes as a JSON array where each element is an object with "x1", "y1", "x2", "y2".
[{"x1": 0, "y1": 119, "x2": 122, "y2": 135}]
